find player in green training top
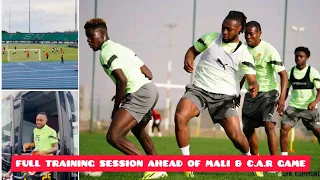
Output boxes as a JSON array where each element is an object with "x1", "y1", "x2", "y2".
[
  {"x1": 242, "y1": 21, "x2": 288, "y2": 158},
  {"x1": 280, "y1": 47, "x2": 320, "y2": 156},
  {"x1": 84, "y1": 18, "x2": 167, "y2": 179},
  {"x1": 175, "y1": 11, "x2": 262, "y2": 178},
  {"x1": 23, "y1": 112, "x2": 59, "y2": 155},
  {"x1": 4, "y1": 112, "x2": 58, "y2": 179}
]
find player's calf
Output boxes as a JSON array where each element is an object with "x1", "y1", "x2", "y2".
[
  {"x1": 225, "y1": 127, "x2": 249, "y2": 153},
  {"x1": 280, "y1": 123, "x2": 291, "y2": 153},
  {"x1": 264, "y1": 122, "x2": 278, "y2": 155},
  {"x1": 131, "y1": 124, "x2": 156, "y2": 155},
  {"x1": 312, "y1": 128, "x2": 320, "y2": 145},
  {"x1": 243, "y1": 127, "x2": 259, "y2": 155},
  {"x1": 174, "y1": 109, "x2": 193, "y2": 148}
]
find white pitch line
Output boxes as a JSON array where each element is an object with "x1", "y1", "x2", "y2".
[
  {"x1": 19, "y1": 62, "x2": 37, "y2": 71},
  {"x1": 2, "y1": 69, "x2": 75, "y2": 74},
  {"x1": 37, "y1": 62, "x2": 59, "y2": 70},
  {"x1": 3, "y1": 76, "x2": 78, "y2": 80}
]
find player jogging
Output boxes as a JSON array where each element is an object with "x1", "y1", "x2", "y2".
[
  {"x1": 84, "y1": 18, "x2": 168, "y2": 179},
  {"x1": 280, "y1": 46, "x2": 320, "y2": 156},
  {"x1": 242, "y1": 21, "x2": 287, "y2": 155}
]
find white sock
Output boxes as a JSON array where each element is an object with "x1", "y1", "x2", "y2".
[
  {"x1": 180, "y1": 145, "x2": 190, "y2": 155},
  {"x1": 243, "y1": 150, "x2": 251, "y2": 156},
  {"x1": 281, "y1": 152, "x2": 288, "y2": 156}
]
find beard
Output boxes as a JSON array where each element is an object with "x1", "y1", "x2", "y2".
[{"x1": 222, "y1": 35, "x2": 238, "y2": 43}]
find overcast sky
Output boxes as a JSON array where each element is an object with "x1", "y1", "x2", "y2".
[
  {"x1": 78, "y1": 0, "x2": 320, "y2": 120},
  {"x1": 2, "y1": 0, "x2": 77, "y2": 33}
]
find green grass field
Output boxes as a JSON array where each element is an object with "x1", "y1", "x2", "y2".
[
  {"x1": 2, "y1": 44, "x2": 78, "y2": 62},
  {"x1": 80, "y1": 133, "x2": 320, "y2": 180}
]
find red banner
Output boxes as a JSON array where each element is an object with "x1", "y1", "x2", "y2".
[{"x1": 10, "y1": 155, "x2": 310, "y2": 172}]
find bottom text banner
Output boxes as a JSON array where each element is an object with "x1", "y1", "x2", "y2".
[{"x1": 11, "y1": 155, "x2": 310, "y2": 172}]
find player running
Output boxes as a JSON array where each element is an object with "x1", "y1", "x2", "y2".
[{"x1": 174, "y1": 11, "x2": 261, "y2": 178}]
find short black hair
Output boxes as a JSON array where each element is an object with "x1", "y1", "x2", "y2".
[
  {"x1": 295, "y1": 46, "x2": 310, "y2": 58},
  {"x1": 38, "y1": 112, "x2": 48, "y2": 118},
  {"x1": 84, "y1": 18, "x2": 107, "y2": 34},
  {"x1": 246, "y1": 21, "x2": 261, "y2": 31},
  {"x1": 225, "y1": 11, "x2": 247, "y2": 33}
]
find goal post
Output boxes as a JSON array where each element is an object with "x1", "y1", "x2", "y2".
[{"x1": 7, "y1": 49, "x2": 41, "y2": 62}]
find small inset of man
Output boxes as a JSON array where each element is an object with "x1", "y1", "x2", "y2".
[{"x1": 3, "y1": 112, "x2": 58, "y2": 179}]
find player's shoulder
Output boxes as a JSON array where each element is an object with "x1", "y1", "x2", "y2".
[
  {"x1": 240, "y1": 44, "x2": 252, "y2": 54},
  {"x1": 260, "y1": 40, "x2": 279, "y2": 53},
  {"x1": 200, "y1": 32, "x2": 221, "y2": 39},
  {"x1": 309, "y1": 65, "x2": 320, "y2": 74},
  {"x1": 238, "y1": 44, "x2": 255, "y2": 62},
  {"x1": 102, "y1": 40, "x2": 134, "y2": 56},
  {"x1": 45, "y1": 125, "x2": 56, "y2": 133},
  {"x1": 100, "y1": 40, "x2": 117, "y2": 58}
]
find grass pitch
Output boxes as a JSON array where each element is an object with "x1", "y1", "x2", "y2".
[{"x1": 80, "y1": 133, "x2": 320, "y2": 179}]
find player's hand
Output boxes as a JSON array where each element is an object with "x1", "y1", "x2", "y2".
[
  {"x1": 23, "y1": 143, "x2": 32, "y2": 152},
  {"x1": 235, "y1": 95, "x2": 241, "y2": 107},
  {"x1": 308, "y1": 101, "x2": 317, "y2": 111},
  {"x1": 3, "y1": 172, "x2": 11, "y2": 179},
  {"x1": 277, "y1": 97, "x2": 285, "y2": 116},
  {"x1": 34, "y1": 151, "x2": 47, "y2": 156},
  {"x1": 248, "y1": 82, "x2": 259, "y2": 98},
  {"x1": 184, "y1": 59, "x2": 194, "y2": 73}
]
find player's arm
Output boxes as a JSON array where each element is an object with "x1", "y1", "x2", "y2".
[
  {"x1": 278, "y1": 70, "x2": 288, "y2": 100},
  {"x1": 140, "y1": 65, "x2": 153, "y2": 80},
  {"x1": 184, "y1": 32, "x2": 220, "y2": 73},
  {"x1": 308, "y1": 88, "x2": 320, "y2": 111},
  {"x1": 184, "y1": 46, "x2": 200, "y2": 73},
  {"x1": 23, "y1": 142, "x2": 35, "y2": 152},
  {"x1": 308, "y1": 69, "x2": 320, "y2": 110},
  {"x1": 111, "y1": 69, "x2": 127, "y2": 117},
  {"x1": 277, "y1": 70, "x2": 288, "y2": 115},
  {"x1": 284, "y1": 70, "x2": 291, "y2": 101},
  {"x1": 23, "y1": 133, "x2": 35, "y2": 152},
  {"x1": 269, "y1": 46, "x2": 288, "y2": 113},
  {"x1": 39, "y1": 130, "x2": 59, "y2": 155},
  {"x1": 42, "y1": 143, "x2": 58, "y2": 155},
  {"x1": 240, "y1": 50, "x2": 259, "y2": 97},
  {"x1": 134, "y1": 55, "x2": 153, "y2": 80},
  {"x1": 245, "y1": 74, "x2": 259, "y2": 98}
]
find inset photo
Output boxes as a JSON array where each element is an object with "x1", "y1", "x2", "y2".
[
  {"x1": 2, "y1": 91, "x2": 79, "y2": 180},
  {"x1": 2, "y1": 0, "x2": 78, "y2": 89}
]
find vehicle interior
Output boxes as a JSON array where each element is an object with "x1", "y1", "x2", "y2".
[
  {"x1": 21, "y1": 91, "x2": 60, "y2": 151},
  {"x1": 2, "y1": 91, "x2": 78, "y2": 180}
]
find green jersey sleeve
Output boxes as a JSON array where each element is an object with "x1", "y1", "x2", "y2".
[
  {"x1": 49, "y1": 128, "x2": 58, "y2": 145},
  {"x1": 311, "y1": 67, "x2": 320, "y2": 89},
  {"x1": 268, "y1": 46, "x2": 285, "y2": 73},
  {"x1": 194, "y1": 32, "x2": 220, "y2": 53}
]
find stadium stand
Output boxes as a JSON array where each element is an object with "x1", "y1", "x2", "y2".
[{"x1": 2, "y1": 32, "x2": 78, "y2": 43}]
